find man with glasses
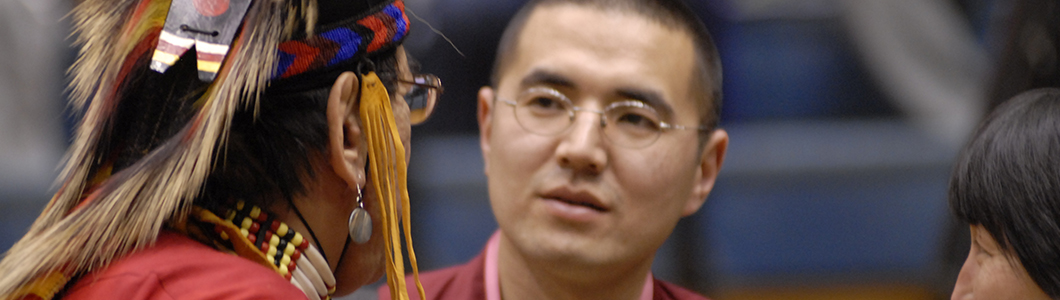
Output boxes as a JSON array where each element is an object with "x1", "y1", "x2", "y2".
[{"x1": 381, "y1": 0, "x2": 725, "y2": 299}]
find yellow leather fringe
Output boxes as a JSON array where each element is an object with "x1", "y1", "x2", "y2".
[{"x1": 359, "y1": 72, "x2": 424, "y2": 300}]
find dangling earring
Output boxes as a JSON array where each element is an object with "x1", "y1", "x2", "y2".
[{"x1": 348, "y1": 186, "x2": 372, "y2": 244}]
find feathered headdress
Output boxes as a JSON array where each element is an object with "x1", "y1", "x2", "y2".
[{"x1": 0, "y1": 0, "x2": 419, "y2": 299}]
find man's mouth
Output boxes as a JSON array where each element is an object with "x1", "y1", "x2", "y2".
[
  {"x1": 541, "y1": 187, "x2": 610, "y2": 213},
  {"x1": 551, "y1": 197, "x2": 607, "y2": 212}
]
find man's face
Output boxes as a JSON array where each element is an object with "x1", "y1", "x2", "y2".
[
  {"x1": 951, "y1": 225, "x2": 1050, "y2": 300},
  {"x1": 479, "y1": 4, "x2": 726, "y2": 268}
]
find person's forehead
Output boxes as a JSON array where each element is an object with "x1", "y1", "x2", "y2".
[{"x1": 504, "y1": 3, "x2": 698, "y2": 115}]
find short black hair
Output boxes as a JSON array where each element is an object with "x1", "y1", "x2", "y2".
[
  {"x1": 491, "y1": 0, "x2": 722, "y2": 132},
  {"x1": 949, "y1": 87, "x2": 1060, "y2": 298}
]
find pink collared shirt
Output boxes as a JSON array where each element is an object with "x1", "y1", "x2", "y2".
[{"x1": 483, "y1": 231, "x2": 654, "y2": 300}]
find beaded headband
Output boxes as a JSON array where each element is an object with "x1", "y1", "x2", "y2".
[{"x1": 274, "y1": 0, "x2": 409, "y2": 80}]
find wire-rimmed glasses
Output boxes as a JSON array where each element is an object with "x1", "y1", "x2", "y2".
[
  {"x1": 397, "y1": 74, "x2": 443, "y2": 124},
  {"x1": 498, "y1": 87, "x2": 710, "y2": 148}
]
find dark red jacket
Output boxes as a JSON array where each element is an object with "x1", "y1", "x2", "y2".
[{"x1": 377, "y1": 249, "x2": 709, "y2": 300}]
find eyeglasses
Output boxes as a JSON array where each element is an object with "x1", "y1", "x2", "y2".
[
  {"x1": 499, "y1": 87, "x2": 710, "y2": 148},
  {"x1": 396, "y1": 73, "x2": 443, "y2": 125}
]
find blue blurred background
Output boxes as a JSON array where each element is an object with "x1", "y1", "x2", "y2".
[{"x1": 3, "y1": 0, "x2": 1058, "y2": 299}]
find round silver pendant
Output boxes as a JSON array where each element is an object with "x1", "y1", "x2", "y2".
[{"x1": 348, "y1": 207, "x2": 372, "y2": 244}]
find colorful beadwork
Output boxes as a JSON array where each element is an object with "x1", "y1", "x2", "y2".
[
  {"x1": 215, "y1": 201, "x2": 335, "y2": 300},
  {"x1": 221, "y1": 201, "x2": 308, "y2": 280},
  {"x1": 273, "y1": 0, "x2": 408, "y2": 79}
]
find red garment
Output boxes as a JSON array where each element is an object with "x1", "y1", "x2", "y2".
[
  {"x1": 377, "y1": 248, "x2": 710, "y2": 300},
  {"x1": 62, "y1": 231, "x2": 307, "y2": 300}
]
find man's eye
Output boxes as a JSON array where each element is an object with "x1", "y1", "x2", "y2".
[
  {"x1": 610, "y1": 103, "x2": 662, "y2": 131},
  {"x1": 616, "y1": 113, "x2": 656, "y2": 128},
  {"x1": 527, "y1": 97, "x2": 560, "y2": 109},
  {"x1": 523, "y1": 97, "x2": 568, "y2": 113}
]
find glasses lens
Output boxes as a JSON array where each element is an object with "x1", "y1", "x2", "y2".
[
  {"x1": 604, "y1": 101, "x2": 663, "y2": 148},
  {"x1": 506, "y1": 88, "x2": 669, "y2": 148},
  {"x1": 514, "y1": 88, "x2": 574, "y2": 135},
  {"x1": 406, "y1": 74, "x2": 440, "y2": 124}
]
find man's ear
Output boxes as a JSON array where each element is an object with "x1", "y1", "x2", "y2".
[
  {"x1": 477, "y1": 86, "x2": 495, "y2": 176},
  {"x1": 684, "y1": 129, "x2": 728, "y2": 216},
  {"x1": 327, "y1": 71, "x2": 366, "y2": 189}
]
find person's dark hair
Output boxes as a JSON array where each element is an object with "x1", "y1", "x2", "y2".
[
  {"x1": 949, "y1": 87, "x2": 1060, "y2": 298},
  {"x1": 204, "y1": 49, "x2": 400, "y2": 208},
  {"x1": 491, "y1": 0, "x2": 722, "y2": 132},
  {"x1": 109, "y1": 44, "x2": 401, "y2": 210}
]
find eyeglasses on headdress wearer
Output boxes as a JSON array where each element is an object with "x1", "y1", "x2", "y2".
[{"x1": 397, "y1": 73, "x2": 442, "y2": 124}]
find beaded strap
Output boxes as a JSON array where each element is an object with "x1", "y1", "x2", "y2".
[
  {"x1": 211, "y1": 201, "x2": 337, "y2": 300},
  {"x1": 223, "y1": 201, "x2": 309, "y2": 279}
]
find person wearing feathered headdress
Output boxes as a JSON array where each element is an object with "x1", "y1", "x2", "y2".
[{"x1": 0, "y1": 0, "x2": 439, "y2": 299}]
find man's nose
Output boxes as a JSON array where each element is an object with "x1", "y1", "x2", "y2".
[{"x1": 555, "y1": 110, "x2": 608, "y2": 175}]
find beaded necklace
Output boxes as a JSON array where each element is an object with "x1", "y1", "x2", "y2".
[{"x1": 187, "y1": 201, "x2": 337, "y2": 300}]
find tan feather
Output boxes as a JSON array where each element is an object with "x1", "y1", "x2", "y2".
[{"x1": 0, "y1": 0, "x2": 319, "y2": 297}]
